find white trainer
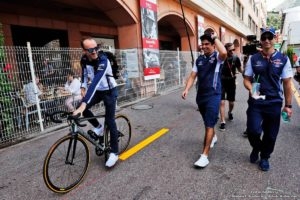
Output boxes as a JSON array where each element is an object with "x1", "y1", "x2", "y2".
[
  {"x1": 93, "y1": 125, "x2": 104, "y2": 136},
  {"x1": 194, "y1": 154, "x2": 209, "y2": 168},
  {"x1": 105, "y1": 153, "x2": 119, "y2": 168},
  {"x1": 210, "y1": 135, "x2": 218, "y2": 148}
]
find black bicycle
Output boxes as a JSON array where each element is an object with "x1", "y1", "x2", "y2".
[{"x1": 42, "y1": 111, "x2": 131, "y2": 193}]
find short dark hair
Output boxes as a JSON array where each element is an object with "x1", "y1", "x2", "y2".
[
  {"x1": 224, "y1": 43, "x2": 233, "y2": 50},
  {"x1": 67, "y1": 71, "x2": 75, "y2": 77},
  {"x1": 200, "y1": 34, "x2": 214, "y2": 44}
]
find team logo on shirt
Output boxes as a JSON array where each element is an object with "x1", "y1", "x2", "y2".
[
  {"x1": 198, "y1": 61, "x2": 203, "y2": 66},
  {"x1": 209, "y1": 57, "x2": 216, "y2": 63},
  {"x1": 97, "y1": 63, "x2": 105, "y2": 71},
  {"x1": 272, "y1": 59, "x2": 283, "y2": 68},
  {"x1": 255, "y1": 61, "x2": 264, "y2": 67}
]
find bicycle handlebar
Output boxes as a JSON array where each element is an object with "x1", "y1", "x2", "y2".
[{"x1": 45, "y1": 111, "x2": 87, "y2": 127}]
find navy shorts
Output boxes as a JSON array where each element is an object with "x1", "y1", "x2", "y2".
[{"x1": 197, "y1": 94, "x2": 221, "y2": 128}]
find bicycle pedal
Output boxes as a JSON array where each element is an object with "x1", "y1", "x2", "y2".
[
  {"x1": 87, "y1": 130, "x2": 99, "y2": 140},
  {"x1": 95, "y1": 147, "x2": 104, "y2": 156}
]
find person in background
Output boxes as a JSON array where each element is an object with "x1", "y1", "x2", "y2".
[
  {"x1": 292, "y1": 52, "x2": 298, "y2": 66},
  {"x1": 293, "y1": 57, "x2": 300, "y2": 89},
  {"x1": 219, "y1": 43, "x2": 243, "y2": 131},
  {"x1": 42, "y1": 58, "x2": 54, "y2": 87},
  {"x1": 182, "y1": 32, "x2": 227, "y2": 168},
  {"x1": 24, "y1": 76, "x2": 44, "y2": 104},
  {"x1": 243, "y1": 27, "x2": 293, "y2": 171},
  {"x1": 73, "y1": 37, "x2": 119, "y2": 168},
  {"x1": 58, "y1": 71, "x2": 82, "y2": 112}
]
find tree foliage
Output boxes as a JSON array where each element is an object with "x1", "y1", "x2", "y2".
[{"x1": 267, "y1": 12, "x2": 282, "y2": 30}]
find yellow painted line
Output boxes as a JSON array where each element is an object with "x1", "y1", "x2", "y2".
[
  {"x1": 291, "y1": 81, "x2": 300, "y2": 107},
  {"x1": 119, "y1": 128, "x2": 169, "y2": 161}
]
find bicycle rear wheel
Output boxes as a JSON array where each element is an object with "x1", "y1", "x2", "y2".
[
  {"x1": 105, "y1": 114, "x2": 131, "y2": 160},
  {"x1": 115, "y1": 114, "x2": 131, "y2": 153},
  {"x1": 43, "y1": 135, "x2": 90, "y2": 193}
]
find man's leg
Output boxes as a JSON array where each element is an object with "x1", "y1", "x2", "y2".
[
  {"x1": 246, "y1": 103, "x2": 263, "y2": 163},
  {"x1": 202, "y1": 127, "x2": 215, "y2": 155},
  {"x1": 258, "y1": 104, "x2": 281, "y2": 172},
  {"x1": 195, "y1": 95, "x2": 220, "y2": 168},
  {"x1": 219, "y1": 85, "x2": 226, "y2": 131},
  {"x1": 219, "y1": 100, "x2": 226, "y2": 123},
  {"x1": 103, "y1": 88, "x2": 118, "y2": 154},
  {"x1": 260, "y1": 104, "x2": 281, "y2": 159},
  {"x1": 228, "y1": 101, "x2": 234, "y2": 113},
  {"x1": 227, "y1": 81, "x2": 236, "y2": 121},
  {"x1": 82, "y1": 92, "x2": 101, "y2": 128},
  {"x1": 103, "y1": 88, "x2": 119, "y2": 167}
]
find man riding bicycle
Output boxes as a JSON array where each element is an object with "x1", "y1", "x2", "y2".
[{"x1": 73, "y1": 37, "x2": 119, "y2": 168}]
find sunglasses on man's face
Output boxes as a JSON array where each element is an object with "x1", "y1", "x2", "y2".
[
  {"x1": 261, "y1": 35, "x2": 274, "y2": 41},
  {"x1": 228, "y1": 49, "x2": 235, "y2": 52},
  {"x1": 85, "y1": 46, "x2": 99, "y2": 54}
]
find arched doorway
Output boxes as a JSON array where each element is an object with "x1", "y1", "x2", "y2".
[{"x1": 158, "y1": 13, "x2": 194, "y2": 51}]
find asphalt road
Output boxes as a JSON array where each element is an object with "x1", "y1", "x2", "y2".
[{"x1": 0, "y1": 75, "x2": 299, "y2": 200}]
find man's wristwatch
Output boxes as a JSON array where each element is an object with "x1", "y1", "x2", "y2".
[{"x1": 285, "y1": 105, "x2": 292, "y2": 108}]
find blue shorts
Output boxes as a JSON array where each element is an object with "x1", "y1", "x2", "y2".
[{"x1": 197, "y1": 95, "x2": 221, "y2": 128}]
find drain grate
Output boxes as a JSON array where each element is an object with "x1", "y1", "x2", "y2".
[{"x1": 131, "y1": 104, "x2": 153, "y2": 110}]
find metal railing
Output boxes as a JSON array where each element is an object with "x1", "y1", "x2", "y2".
[{"x1": 0, "y1": 45, "x2": 194, "y2": 146}]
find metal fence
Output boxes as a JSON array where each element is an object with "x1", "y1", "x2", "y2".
[{"x1": 0, "y1": 45, "x2": 195, "y2": 146}]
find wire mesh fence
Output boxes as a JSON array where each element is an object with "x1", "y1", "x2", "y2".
[{"x1": 0, "y1": 45, "x2": 194, "y2": 146}]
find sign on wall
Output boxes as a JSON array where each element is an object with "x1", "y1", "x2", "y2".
[
  {"x1": 140, "y1": 0, "x2": 160, "y2": 80},
  {"x1": 124, "y1": 49, "x2": 139, "y2": 78}
]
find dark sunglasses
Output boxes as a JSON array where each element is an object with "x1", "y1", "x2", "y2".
[
  {"x1": 228, "y1": 49, "x2": 235, "y2": 52},
  {"x1": 261, "y1": 35, "x2": 274, "y2": 41},
  {"x1": 85, "y1": 46, "x2": 99, "y2": 53}
]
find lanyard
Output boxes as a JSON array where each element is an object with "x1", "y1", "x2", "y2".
[{"x1": 226, "y1": 59, "x2": 234, "y2": 77}]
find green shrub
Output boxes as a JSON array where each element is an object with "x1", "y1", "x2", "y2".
[
  {"x1": 0, "y1": 23, "x2": 14, "y2": 138},
  {"x1": 286, "y1": 47, "x2": 294, "y2": 67}
]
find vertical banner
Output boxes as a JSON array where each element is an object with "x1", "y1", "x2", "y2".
[
  {"x1": 140, "y1": 0, "x2": 160, "y2": 80},
  {"x1": 220, "y1": 27, "x2": 226, "y2": 44},
  {"x1": 197, "y1": 15, "x2": 205, "y2": 46}
]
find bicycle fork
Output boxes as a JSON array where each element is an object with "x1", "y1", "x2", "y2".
[{"x1": 65, "y1": 135, "x2": 78, "y2": 165}]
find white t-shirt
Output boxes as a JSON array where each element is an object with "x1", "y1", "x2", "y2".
[{"x1": 64, "y1": 78, "x2": 81, "y2": 96}]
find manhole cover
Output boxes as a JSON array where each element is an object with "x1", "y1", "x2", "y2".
[{"x1": 131, "y1": 104, "x2": 153, "y2": 110}]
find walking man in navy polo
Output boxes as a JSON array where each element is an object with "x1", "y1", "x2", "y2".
[
  {"x1": 243, "y1": 27, "x2": 293, "y2": 171},
  {"x1": 182, "y1": 32, "x2": 227, "y2": 168}
]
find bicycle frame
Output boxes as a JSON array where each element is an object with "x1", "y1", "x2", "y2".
[
  {"x1": 69, "y1": 115, "x2": 108, "y2": 151},
  {"x1": 50, "y1": 112, "x2": 109, "y2": 165}
]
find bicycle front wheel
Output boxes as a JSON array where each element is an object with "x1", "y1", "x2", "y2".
[{"x1": 43, "y1": 135, "x2": 90, "y2": 193}]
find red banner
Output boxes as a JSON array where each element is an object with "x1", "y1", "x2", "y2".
[{"x1": 140, "y1": 0, "x2": 160, "y2": 80}]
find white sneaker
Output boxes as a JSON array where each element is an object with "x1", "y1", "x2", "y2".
[
  {"x1": 210, "y1": 135, "x2": 218, "y2": 148},
  {"x1": 194, "y1": 154, "x2": 209, "y2": 168},
  {"x1": 105, "y1": 153, "x2": 118, "y2": 168},
  {"x1": 93, "y1": 125, "x2": 104, "y2": 136}
]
